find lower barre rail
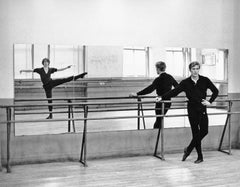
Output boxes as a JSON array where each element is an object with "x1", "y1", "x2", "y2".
[{"x1": 0, "y1": 111, "x2": 235, "y2": 124}]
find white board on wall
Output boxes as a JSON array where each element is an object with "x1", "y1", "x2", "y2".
[{"x1": 85, "y1": 46, "x2": 123, "y2": 78}]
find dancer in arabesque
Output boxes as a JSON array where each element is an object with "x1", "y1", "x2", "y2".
[{"x1": 20, "y1": 58, "x2": 87, "y2": 119}]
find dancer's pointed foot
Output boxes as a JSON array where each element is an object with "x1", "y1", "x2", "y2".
[
  {"x1": 182, "y1": 147, "x2": 190, "y2": 161},
  {"x1": 46, "y1": 114, "x2": 53, "y2": 119},
  {"x1": 80, "y1": 72, "x2": 87, "y2": 78},
  {"x1": 74, "y1": 72, "x2": 87, "y2": 80}
]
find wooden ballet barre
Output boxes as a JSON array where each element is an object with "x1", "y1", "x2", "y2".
[
  {"x1": 12, "y1": 98, "x2": 186, "y2": 131},
  {"x1": 12, "y1": 102, "x2": 225, "y2": 118},
  {"x1": 14, "y1": 96, "x2": 142, "y2": 102},
  {"x1": 76, "y1": 105, "x2": 228, "y2": 113},
  {"x1": 0, "y1": 98, "x2": 236, "y2": 173},
  {"x1": 3, "y1": 99, "x2": 190, "y2": 132},
  {"x1": 12, "y1": 99, "x2": 231, "y2": 108},
  {"x1": 3, "y1": 105, "x2": 235, "y2": 168},
  {"x1": 13, "y1": 95, "x2": 228, "y2": 131},
  {"x1": 15, "y1": 110, "x2": 76, "y2": 115},
  {"x1": 15, "y1": 107, "x2": 141, "y2": 115},
  {"x1": 1, "y1": 100, "x2": 166, "y2": 108},
  {"x1": 14, "y1": 94, "x2": 228, "y2": 102},
  {"x1": 14, "y1": 106, "x2": 72, "y2": 112},
  {"x1": 16, "y1": 85, "x2": 87, "y2": 89},
  {"x1": 1, "y1": 99, "x2": 234, "y2": 129},
  {"x1": 10, "y1": 105, "x2": 230, "y2": 116},
  {"x1": 11, "y1": 97, "x2": 225, "y2": 107},
  {"x1": 4, "y1": 98, "x2": 234, "y2": 132},
  {"x1": 0, "y1": 111, "x2": 237, "y2": 124},
  {"x1": 3, "y1": 104, "x2": 237, "y2": 119},
  {"x1": 0, "y1": 114, "x2": 170, "y2": 124}
]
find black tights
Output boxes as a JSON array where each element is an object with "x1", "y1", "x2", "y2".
[
  {"x1": 43, "y1": 74, "x2": 85, "y2": 113},
  {"x1": 186, "y1": 104, "x2": 208, "y2": 159}
]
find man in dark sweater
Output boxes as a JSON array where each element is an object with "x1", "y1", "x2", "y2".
[
  {"x1": 162, "y1": 61, "x2": 219, "y2": 163},
  {"x1": 130, "y1": 61, "x2": 178, "y2": 129},
  {"x1": 20, "y1": 58, "x2": 87, "y2": 119}
]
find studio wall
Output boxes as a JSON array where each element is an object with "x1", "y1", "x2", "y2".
[{"x1": 0, "y1": 0, "x2": 240, "y2": 99}]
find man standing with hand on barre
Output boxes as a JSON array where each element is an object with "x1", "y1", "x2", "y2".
[
  {"x1": 20, "y1": 58, "x2": 87, "y2": 119},
  {"x1": 162, "y1": 61, "x2": 219, "y2": 164},
  {"x1": 129, "y1": 61, "x2": 178, "y2": 129}
]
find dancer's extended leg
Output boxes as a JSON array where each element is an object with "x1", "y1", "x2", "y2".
[
  {"x1": 50, "y1": 72, "x2": 87, "y2": 88},
  {"x1": 44, "y1": 72, "x2": 87, "y2": 119}
]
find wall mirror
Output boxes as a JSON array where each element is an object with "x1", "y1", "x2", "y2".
[{"x1": 13, "y1": 44, "x2": 228, "y2": 136}]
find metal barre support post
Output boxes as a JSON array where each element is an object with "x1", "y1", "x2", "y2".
[
  {"x1": 229, "y1": 101, "x2": 232, "y2": 155},
  {"x1": 137, "y1": 98, "x2": 140, "y2": 130},
  {"x1": 218, "y1": 101, "x2": 232, "y2": 154},
  {"x1": 6, "y1": 107, "x2": 11, "y2": 173},
  {"x1": 67, "y1": 100, "x2": 75, "y2": 133},
  {"x1": 137, "y1": 98, "x2": 146, "y2": 130},
  {"x1": 140, "y1": 99, "x2": 146, "y2": 129},
  {"x1": 79, "y1": 105, "x2": 88, "y2": 167}
]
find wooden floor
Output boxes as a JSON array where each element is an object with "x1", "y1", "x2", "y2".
[{"x1": 1, "y1": 149, "x2": 240, "y2": 187}]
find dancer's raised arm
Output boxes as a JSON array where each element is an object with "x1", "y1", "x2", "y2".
[{"x1": 57, "y1": 65, "x2": 72, "y2": 72}]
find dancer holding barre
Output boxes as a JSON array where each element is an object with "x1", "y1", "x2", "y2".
[
  {"x1": 20, "y1": 58, "x2": 87, "y2": 119},
  {"x1": 162, "y1": 61, "x2": 219, "y2": 163},
  {"x1": 129, "y1": 61, "x2": 178, "y2": 129}
]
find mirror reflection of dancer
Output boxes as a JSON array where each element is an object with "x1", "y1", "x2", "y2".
[
  {"x1": 20, "y1": 58, "x2": 87, "y2": 119},
  {"x1": 162, "y1": 61, "x2": 219, "y2": 164},
  {"x1": 130, "y1": 61, "x2": 178, "y2": 129}
]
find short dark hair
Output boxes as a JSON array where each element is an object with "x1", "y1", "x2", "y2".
[
  {"x1": 189, "y1": 61, "x2": 200, "y2": 70},
  {"x1": 42, "y1": 58, "x2": 50, "y2": 65},
  {"x1": 155, "y1": 61, "x2": 166, "y2": 71}
]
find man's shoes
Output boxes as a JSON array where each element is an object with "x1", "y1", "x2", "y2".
[
  {"x1": 46, "y1": 115, "x2": 53, "y2": 119},
  {"x1": 194, "y1": 158, "x2": 203, "y2": 164},
  {"x1": 182, "y1": 147, "x2": 189, "y2": 161}
]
